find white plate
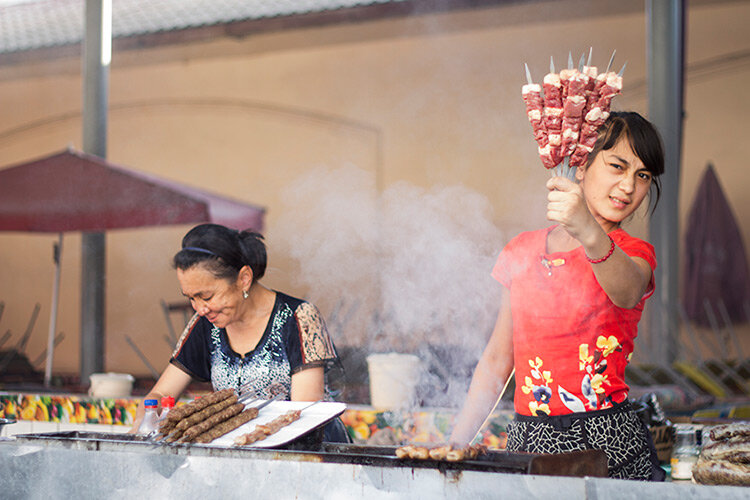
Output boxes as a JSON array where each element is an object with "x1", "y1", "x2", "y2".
[{"x1": 207, "y1": 400, "x2": 346, "y2": 448}]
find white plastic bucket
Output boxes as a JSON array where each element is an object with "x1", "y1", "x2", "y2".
[
  {"x1": 88, "y1": 372, "x2": 135, "y2": 398},
  {"x1": 366, "y1": 353, "x2": 422, "y2": 409}
]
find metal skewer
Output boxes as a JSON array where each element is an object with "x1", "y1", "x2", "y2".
[
  {"x1": 563, "y1": 156, "x2": 575, "y2": 180},
  {"x1": 297, "y1": 399, "x2": 323, "y2": 413},
  {"x1": 471, "y1": 368, "x2": 515, "y2": 444},
  {"x1": 238, "y1": 394, "x2": 260, "y2": 405},
  {"x1": 249, "y1": 392, "x2": 285, "y2": 411},
  {"x1": 524, "y1": 63, "x2": 533, "y2": 85},
  {"x1": 586, "y1": 47, "x2": 593, "y2": 68},
  {"x1": 549, "y1": 55, "x2": 555, "y2": 74},
  {"x1": 567, "y1": 51, "x2": 574, "y2": 69},
  {"x1": 605, "y1": 49, "x2": 616, "y2": 73},
  {"x1": 618, "y1": 61, "x2": 628, "y2": 77},
  {"x1": 578, "y1": 52, "x2": 586, "y2": 72}
]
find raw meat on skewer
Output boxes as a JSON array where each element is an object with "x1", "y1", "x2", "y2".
[
  {"x1": 521, "y1": 64, "x2": 547, "y2": 149},
  {"x1": 570, "y1": 61, "x2": 625, "y2": 168},
  {"x1": 522, "y1": 63, "x2": 555, "y2": 170},
  {"x1": 542, "y1": 58, "x2": 564, "y2": 169},
  {"x1": 560, "y1": 72, "x2": 588, "y2": 158},
  {"x1": 521, "y1": 50, "x2": 624, "y2": 174},
  {"x1": 542, "y1": 73, "x2": 563, "y2": 109}
]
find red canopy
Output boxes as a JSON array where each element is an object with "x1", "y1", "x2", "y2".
[{"x1": 0, "y1": 148, "x2": 265, "y2": 233}]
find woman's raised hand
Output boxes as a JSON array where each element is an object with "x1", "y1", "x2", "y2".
[{"x1": 545, "y1": 176, "x2": 598, "y2": 244}]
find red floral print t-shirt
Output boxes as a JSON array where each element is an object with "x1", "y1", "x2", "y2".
[{"x1": 492, "y1": 226, "x2": 656, "y2": 417}]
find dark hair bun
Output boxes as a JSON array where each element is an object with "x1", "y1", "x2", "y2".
[{"x1": 172, "y1": 223, "x2": 267, "y2": 281}]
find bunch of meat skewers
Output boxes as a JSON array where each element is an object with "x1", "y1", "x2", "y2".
[
  {"x1": 153, "y1": 389, "x2": 303, "y2": 445},
  {"x1": 151, "y1": 388, "x2": 324, "y2": 447},
  {"x1": 692, "y1": 423, "x2": 750, "y2": 486},
  {"x1": 154, "y1": 388, "x2": 260, "y2": 444},
  {"x1": 395, "y1": 443, "x2": 487, "y2": 462},
  {"x1": 522, "y1": 49, "x2": 625, "y2": 177}
]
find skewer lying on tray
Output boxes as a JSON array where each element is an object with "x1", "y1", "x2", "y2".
[
  {"x1": 395, "y1": 443, "x2": 488, "y2": 462},
  {"x1": 153, "y1": 390, "x2": 281, "y2": 444},
  {"x1": 233, "y1": 400, "x2": 321, "y2": 446}
]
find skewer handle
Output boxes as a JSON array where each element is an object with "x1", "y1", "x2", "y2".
[{"x1": 252, "y1": 392, "x2": 285, "y2": 411}]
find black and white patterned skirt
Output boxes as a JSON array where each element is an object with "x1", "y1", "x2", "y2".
[{"x1": 506, "y1": 401, "x2": 664, "y2": 480}]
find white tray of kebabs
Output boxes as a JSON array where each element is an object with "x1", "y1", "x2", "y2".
[
  {"x1": 219, "y1": 400, "x2": 345, "y2": 448},
  {"x1": 154, "y1": 389, "x2": 345, "y2": 449}
]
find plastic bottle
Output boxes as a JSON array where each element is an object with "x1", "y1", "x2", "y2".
[
  {"x1": 138, "y1": 399, "x2": 159, "y2": 435},
  {"x1": 159, "y1": 396, "x2": 175, "y2": 422},
  {"x1": 670, "y1": 424, "x2": 700, "y2": 480}
]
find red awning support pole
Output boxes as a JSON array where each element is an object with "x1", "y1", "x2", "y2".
[{"x1": 44, "y1": 233, "x2": 63, "y2": 387}]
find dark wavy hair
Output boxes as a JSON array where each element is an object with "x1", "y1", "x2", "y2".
[
  {"x1": 585, "y1": 111, "x2": 665, "y2": 211},
  {"x1": 172, "y1": 223, "x2": 267, "y2": 282}
]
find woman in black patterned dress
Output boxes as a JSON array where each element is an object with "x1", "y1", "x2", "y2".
[{"x1": 132, "y1": 223, "x2": 349, "y2": 442}]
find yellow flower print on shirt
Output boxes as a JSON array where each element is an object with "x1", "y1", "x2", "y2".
[
  {"x1": 575, "y1": 335, "x2": 621, "y2": 411},
  {"x1": 529, "y1": 401, "x2": 550, "y2": 416},
  {"x1": 596, "y1": 335, "x2": 621, "y2": 357},
  {"x1": 590, "y1": 373, "x2": 609, "y2": 394},
  {"x1": 579, "y1": 344, "x2": 594, "y2": 371},
  {"x1": 528, "y1": 357, "x2": 553, "y2": 385},
  {"x1": 523, "y1": 357, "x2": 554, "y2": 416}
]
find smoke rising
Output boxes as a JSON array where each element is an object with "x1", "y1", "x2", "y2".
[{"x1": 271, "y1": 164, "x2": 505, "y2": 406}]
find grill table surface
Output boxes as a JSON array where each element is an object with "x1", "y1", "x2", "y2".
[
  {"x1": 2, "y1": 432, "x2": 748, "y2": 499},
  {"x1": 11, "y1": 430, "x2": 610, "y2": 474}
]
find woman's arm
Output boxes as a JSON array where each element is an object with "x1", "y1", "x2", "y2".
[
  {"x1": 290, "y1": 366, "x2": 325, "y2": 401},
  {"x1": 129, "y1": 363, "x2": 193, "y2": 433},
  {"x1": 546, "y1": 176, "x2": 652, "y2": 308},
  {"x1": 449, "y1": 289, "x2": 514, "y2": 445},
  {"x1": 583, "y1": 238, "x2": 652, "y2": 309}
]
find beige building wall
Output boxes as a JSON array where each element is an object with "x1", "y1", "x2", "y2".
[{"x1": 0, "y1": 0, "x2": 748, "y2": 380}]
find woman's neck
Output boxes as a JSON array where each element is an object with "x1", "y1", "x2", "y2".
[{"x1": 232, "y1": 284, "x2": 275, "y2": 332}]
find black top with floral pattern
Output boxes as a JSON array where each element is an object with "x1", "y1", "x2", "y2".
[{"x1": 170, "y1": 291, "x2": 337, "y2": 399}]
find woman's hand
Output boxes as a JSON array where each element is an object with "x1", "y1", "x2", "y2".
[
  {"x1": 545, "y1": 176, "x2": 652, "y2": 309},
  {"x1": 545, "y1": 176, "x2": 600, "y2": 245},
  {"x1": 129, "y1": 364, "x2": 192, "y2": 433},
  {"x1": 449, "y1": 289, "x2": 514, "y2": 445}
]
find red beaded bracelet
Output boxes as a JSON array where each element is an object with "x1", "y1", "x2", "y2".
[{"x1": 586, "y1": 236, "x2": 615, "y2": 264}]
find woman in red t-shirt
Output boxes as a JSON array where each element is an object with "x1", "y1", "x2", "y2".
[{"x1": 450, "y1": 112, "x2": 666, "y2": 480}]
